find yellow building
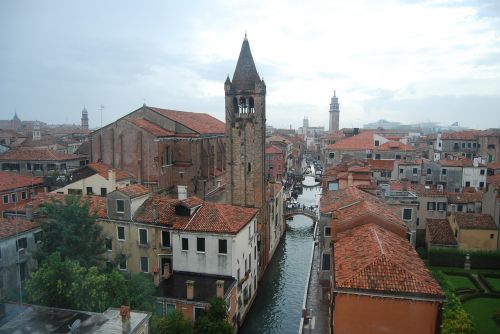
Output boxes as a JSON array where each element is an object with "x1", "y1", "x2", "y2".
[{"x1": 449, "y1": 212, "x2": 498, "y2": 251}]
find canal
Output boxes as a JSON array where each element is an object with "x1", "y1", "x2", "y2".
[{"x1": 240, "y1": 176, "x2": 320, "y2": 334}]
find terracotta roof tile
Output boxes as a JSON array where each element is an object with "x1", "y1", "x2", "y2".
[
  {"x1": 0, "y1": 217, "x2": 40, "y2": 239},
  {"x1": 487, "y1": 174, "x2": 500, "y2": 189},
  {"x1": 127, "y1": 118, "x2": 176, "y2": 137},
  {"x1": 87, "y1": 162, "x2": 134, "y2": 181},
  {"x1": 487, "y1": 162, "x2": 500, "y2": 170},
  {"x1": 327, "y1": 131, "x2": 374, "y2": 150},
  {"x1": 0, "y1": 148, "x2": 86, "y2": 161},
  {"x1": 11, "y1": 193, "x2": 107, "y2": 219},
  {"x1": 447, "y1": 192, "x2": 482, "y2": 204},
  {"x1": 367, "y1": 159, "x2": 395, "y2": 171},
  {"x1": 134, "y1": 196, "x2": 188, "y2": 226},
  {"x1": 426, "y1": 219, "x2": 457, "y2": 246},
  {"x1": 116, "y1": 184, "x2": 151, "y2": 198},
  {"x1": 377, "y1": 141, "x2": 415, "y2": 151},
  {"x1": 334, "y1": 224, "x2": 443, "y2": 298},
  {"x1": 0, "y1": 171, "x2": 44, "y2": 192},
  {"x1": 454, "y1": 212, "x2": 496, "y2": 230},
  {"x1": 441, "y1": 131, "x2": 479, "y2": 140},
  {"x1": 439, "y1": 159, "x2": 476, "y2": 167},
  {"x1": 149, "y1": 107, "x2": 225, "y2": 135}
]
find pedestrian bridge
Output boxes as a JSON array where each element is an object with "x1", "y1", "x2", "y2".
[{"x1": 284, "y1": 206, "x2": 318, "y2": 222}]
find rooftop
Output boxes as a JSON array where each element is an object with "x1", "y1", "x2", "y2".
[
  {"x1": 149, "y1": 107, "x2": 225, "y2": 135},
  {"x1": 454, "y1": 212, "x2": 496, "y2": 230},
  {"x1": 334, "y1": 223, "x2": 444, "y2": 299},
  {"x1": 114, "y1": 184, "x2": 151, "y2": 198},
  {"x1": 426, "y1": 219, "x2": 457, "y2": 246},
  {"x1": 0, "y1": 148, "x2": 86, "y2": 161},
  {"x1": 127, "y1": 118, "x2": 176, "y2": 137},
  {"x1": 0, "y1": 217, "x2": 40, "y2": 240},
  {"x1": 231, "y1": 36, "x2": 261, "y2": 91},
  {"x1": 87, "y1": 162, "x2": 134, "y2": 181},
  {"x1": 0, "y1": 171, "x2": 44, "y2": 192}
]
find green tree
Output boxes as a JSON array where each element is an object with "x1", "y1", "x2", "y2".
[
  {"x1": 152, "y1": 311, "x2": 192, "y2": 334},
  {"x1": 37, "y1": 195, "x2": 106, "y2": 267},
  {"x1": 194, "y1": 298, "x2": 234, "y2": 334},
  {"x1": 128, "y1": 273, "x2": 155, "y2": 311}
]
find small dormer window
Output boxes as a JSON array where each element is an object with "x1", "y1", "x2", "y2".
[
  {"x1": 374, "y1": 140, "x2": 379, "y2": 147},
  {"x1": 175, "y1": 204, "x2": 191, "y2": 216},
  {"x1": 116, "y1": 199, "x2": 125, "y2": 213}
]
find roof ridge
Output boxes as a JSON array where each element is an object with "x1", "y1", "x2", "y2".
[
  {"x1": 183, "y1": 203, "x2": 203, "y2": 231},
  {"x1": 372, "y1": 226, "x2": 385, "y2": 255}
]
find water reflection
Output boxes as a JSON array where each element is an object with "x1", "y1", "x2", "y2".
[{"x1": 240, "y1": 180, "x2": 320, "y2": 334}]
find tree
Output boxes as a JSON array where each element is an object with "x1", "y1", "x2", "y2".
[
  {"x1": 194, "y1": 298, "x2": 234, "y2": 334},
  {"x1": 37, "y1": 195, "x2": 106, "y2": 267},
  {"x1": 152, "y1": 311, "x2": 192, "y2": 334},
  {"x1": 26, "y1": 252, "x2": 155, "y2": 313}
]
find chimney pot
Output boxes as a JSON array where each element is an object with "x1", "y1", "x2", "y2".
[
  {"x1": 186, "y1": 280, "x2": 194, "y2": 300},
  {"x1": 178, "y1": 185, "x2": 187, "y2": 200},
  {"x1": 120, "y1": 306, "x2": 131, "y2": 334},
  {"x1": 216, "y1": 280, "x2": 224, "y2": 298}
]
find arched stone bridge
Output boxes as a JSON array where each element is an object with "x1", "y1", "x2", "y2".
[{"x1": 284, "y1": 206, "x2": 318, "y2": 222}]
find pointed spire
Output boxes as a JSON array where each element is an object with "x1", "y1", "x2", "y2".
[{"x1": 232, "y1": 34, "x2": 260, "y2": 91}]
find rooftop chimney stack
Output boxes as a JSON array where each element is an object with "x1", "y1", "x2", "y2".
[
  {"x1": 178, "y1": 185, "x2": 187, "y2": 200},
  {"x1": 108, "y1": 170, "x2": 116, "y2": 191},
  {"x1": 186, "y1": 280, "x2": 194, "y2": 300},
  {"x1": 120, "y1": 306, "x2": 131, "y2": 334},
  {"x1": 216, "y1": 280, "x2": 225, "y2": 298}
]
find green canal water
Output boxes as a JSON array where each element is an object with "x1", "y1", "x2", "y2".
[{"x1": 240, "y1": 178, "x2": 319, "y2": 334}]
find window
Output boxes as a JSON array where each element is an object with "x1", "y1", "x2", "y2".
[
  {"x1": 140, "y1": 256, "x2": 149, "y2": 273},
  {"x1": 427, "y1": 202, "x2": 436, "y2": 211},
  {"x1": 19, "y1": 262, "x2": 27, "y2": 282},
  {"x1": 427, "y1": 168, "x2": 432, "y2": 175},
  {"x1": 118, "y1": 254, "x2": 127, "y2": 270},
  {"x1": 105, "y1": 238, "x2": 112, "y2": 251},
  {"x1": 374, "y1": 140, "x2": 380, "y2": 147},
  {"x1": 480, "y1": 169, "x2": 485, "y2": 175},
  {"x1": 86, "y1": 187, "x2": 93, "y2": 195},
  {"x1": 164, "y1": 146, "x2": 172, "y2": 165},
  {"x1": 488, "y1": 144, "x2": 495, "y2": 149},
  {"x1": 197, "y1": 237, "x2": 205, "y2": 252},
  {"x1": 138, "y1": 228, "x2": 148, "y2": 245},
  {"x1": 100, "y1": 188, "x2": 107, "y2": 196},
  {"x1": 479, "y1": 182, "x2": 485, "y2": 188},
  {"x1": 491, "y1": 234, "x2": 495, "y2": 239},
  {"x1": 116, "y1": 199, "x2": 125, "y2": 213},
  {"x1": 399, "y1": 169, "x2": 404, "y2": 174},
  {"x1": 473, "y1": 143, "x2": 477, "y2": 148},
  {"x1": 2, "y1": 195, "x2": 8, "y2": 204},
  {"x1": 324, "y1": 227, "x2": 331, "y2": 236},
  {"x1": 321, "y1": 253, "x2": 331, "y2": 271},
  {"x1": 155, "y1": 302, "x2": 164, "y2": 316},
  {"x1": 34, "y1": 231, "x2": 42, "y2": 244},
  {"x1": 219, "y1": 239, "x2": 228, "y2": 254},
  {"x1": 437, "y1": 202, "x2": 447, "y2": 211},
  {"x1": 166, "y1": 303, "x2": 176, "y2": 316},
  {"x1": 441, "y1": 169, "x2": 447, "y2": 175},
  {"x1": 467, "y1": 143, "x2": 471, "y2": 148},
  {"x1": 465, "y1": 181, "x2": 471, "y2": 187},
  {"x1": 12, "y1": 193, "x2": 17, "y2": 203},
  {"x1": 21, "y1": 191, "x2": 27, "y2": 200},
  {"x1": 194, "y1": 307, "x2": 204, "y2": 321},
  {"x1": 366, "y1": 153, "x2": 372, "y2": 159},
  {"x1": 182, "y1": 238, "x2": 189, "y2": 251},
  {"x1": 402, "y1": 208, "x2": 412, "y2": 220},
  {"x1": 375, "y1": 154, "x2": 381, "y2": 160},
  {"x1": 328, "y1": 182, "x2": 339, "y2": 191},
  {"x1": 329, "y1": 152, "x2": 335, "y2": 159},
  {"x1": 161, "y1": 230, "x2": 171, "y2": 248},
  {"x1": 458, "y1": 204, "x2": 463, "y2": 212},
  {"x1": 395, "y1": 154, "x2": 401, "y2": 160},
  {"x1": 412, "y1": 167, "x2": 418, "y2": 174},
  {"x1": 117, "y1": 226, "x2": 125, "y2": 241},
  {"x1": 16, "y1": 237, "x2": 27, "y2": 251}
]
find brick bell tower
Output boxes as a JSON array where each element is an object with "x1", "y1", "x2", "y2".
[{"x1": 225, "y1": 34, "x2": 266, "y2": 209}]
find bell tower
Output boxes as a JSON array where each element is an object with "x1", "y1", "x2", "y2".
[
  {"x1": 329, "y1": 91, "x2": 340, "y2": 132},
  {"x1": 224, "y1": 35, "x2": 266, "y2": 210}
]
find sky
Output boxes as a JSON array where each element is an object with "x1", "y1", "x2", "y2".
[{"x1": 1, "y1": 0, "x2": 500, "y2": 130}]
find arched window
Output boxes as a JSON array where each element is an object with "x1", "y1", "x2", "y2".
[
  {"x1": 249, "y1": 97, "x2": 254, "y2": 113},
  {"x1": 239, "y1": 97, "x2": 247, "y2": 113},
  {"x1": 233, "y1": 97, "x2": 238, "y2": 113}
]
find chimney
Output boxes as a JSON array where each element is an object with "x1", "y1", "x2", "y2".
[
  {"x1": 216, "y1": 280, "x2": 225, "y2": 298},
  {"x1": 186, "y1": 280, "x2": 194, "y2": 300},
  {"x1": 163, "y1": 263, "x2": 171, "y2": 280},
  {"x1": 108, "y1": 170, "x2": 116, "y2": 191},
  {"x1": 26, "y1": 204, "x2": 33, "y2": 221},
  {"x1": 347, "y1": 173, "x2": 353, "y2": 187},
  {"x1": 120, "y1": 306, "x2": 131, "y2": 334},
  {"x1": 178, "y1": 185, "x2": 187, "y2": 200}
]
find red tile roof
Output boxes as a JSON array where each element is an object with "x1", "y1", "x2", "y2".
[
  {"x1": 127, "y1": 118, "x2": 176, "y2": 137},
  {"x1": 367, "y1": 159, "x2": 395, "y2": 171},
  {"x1": 87, "y1": 162, "x2": 134, "y2": 181},
  {"x1": 454, "y1": 212, "x2": 496, "y2": 230},
  {"x1": 426, "y1": 219, "x2": 457, "y2": 246},
  {"x1": 327, "y1": 131, "x2": 374, "y2": 150},
  {"x1": 487, "y1": 162, "x2": 500, "y2": 170},
  {"x1": 377, "y1": 141, "x2": 415, "y2": 151},
  {"x1": 116, "y1": 184, "x2": 151, "y2": 198},
  {"x1": 0, "y1": 217, "x2": 40, "y2": 239},
  {"x1": 334, "y1": 223, "x2": 444, "y2": 298},
  {"x1": 447, "y1": 192, "x2": 482, "y2": 204},
  {"x1": 0, "y1": 171, "x2": 44, "y2": 192},
  {"x1": 487, "y1": 173, "x2": 500, "y2": 189},
  {"x1": 149, "y1": 107, "x2": 225, "y2": 135},
  {"x1": 0, "y1": 148, "x2": 86, "y2": 161},
  {"x1": 441, "y1": 131, "x2": 479, "y2": 140},
  {"x1": 440, "y1": 159, "x2": 476, "y2": 167},
  {"x1": 12, "y1": 193, "x2": 107, "y2": 219},
  {"x1": 134, "y1": 196, "x2": 189, "y2": 226},
  {"x1": 265, "y1": 145, "x2": 284, "y2": 154}
]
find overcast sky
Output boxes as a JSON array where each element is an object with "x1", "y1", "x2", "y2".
[{"x1": 1, "y1": 0, "x2": 500, "y2": 130}]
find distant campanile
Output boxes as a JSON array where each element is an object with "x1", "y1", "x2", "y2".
[
  {"x1": 329, "y1": 91, "x2": 340, "y2": 132},
  {"x1": 81, "y1": 106, "x2": 89, "y2": 130}
]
